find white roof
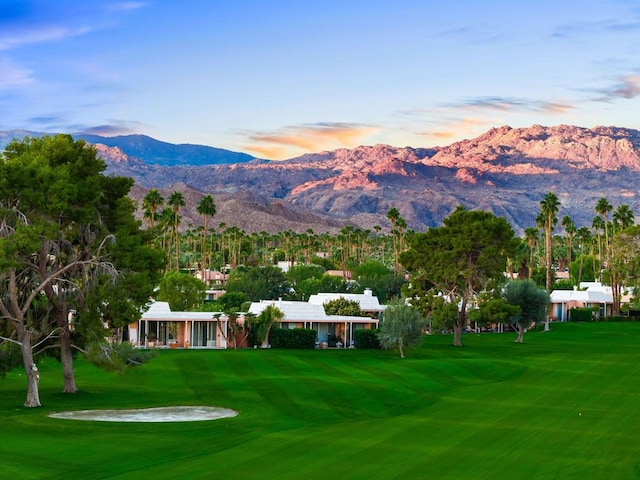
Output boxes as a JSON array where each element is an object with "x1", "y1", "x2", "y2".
[
  {"x1": 550, "y1": 283, "x2": 612, "y2": 304},
  {"x1": 307, "y1": 289, "x2": 386, "y2": 312},
  {"x1": 141, "y1": 301, "x2": 224, "y2": 321},
  {"x1": 248, "y1": 300, "x2": 378, "y2": 325}
]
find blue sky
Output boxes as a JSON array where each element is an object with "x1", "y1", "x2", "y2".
[{"x1": 2, "y1": 0, "x2": 640, "y2": 159}]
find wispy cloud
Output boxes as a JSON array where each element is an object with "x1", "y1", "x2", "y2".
[
  {"x1": 596, "y1": 74, "x2": 640, "y2": 101},
  {"x1": 106, "y1": 2, "x2": 148, "y2": 13},
  {"x1": 242, "y1": 122, "x2": 379, "y2": 160},
  {"x1": 417, "y1": 117, "x2": 489, "y2": 143},
  {"x1": 0, "y1": 25, "x2": 92, "y2": 51},
  {"x1": 0, "y1": 57, "x2": 33, "y2": 88},
  {"x1": 76, "y1": 120, "x2": 145, "y2": 136},
  {"x1": 402, "y1": 95, "x2": 574, "y2": 146},
  {"x1": 445, "y1": 96, "x2": 574, "y2": 114}
]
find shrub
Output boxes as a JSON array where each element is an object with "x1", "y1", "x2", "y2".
[
  {"x1": 269, "y1": 328, "x2": 317, "y2": 349},
  {"x1": 602, "y1": 315, "x2": 637, "y2": 322},
  {"x1": 568, "y1": 307, "x2": 596, "y2": 322},
  {"x1": 354, "y1": 329, "x2": 380, "y2": 349},
  {"x1": 85, "y1": 342, "x2": 158, "y2": 373}
]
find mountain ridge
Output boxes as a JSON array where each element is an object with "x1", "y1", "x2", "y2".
[{"x1": 3, "y1": 124, "x2": 640, "y2": 234}]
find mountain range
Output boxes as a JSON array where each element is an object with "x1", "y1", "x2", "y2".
[{"x1": 2, "y1": 125, "x2": 640, "y2": 235}]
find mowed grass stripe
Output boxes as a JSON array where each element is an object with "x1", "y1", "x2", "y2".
[{"x1": 2, "y1": 322, "x2": 640, "y2": 479}]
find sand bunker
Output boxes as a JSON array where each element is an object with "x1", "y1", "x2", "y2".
[{"x1": 49, "y1": 406, "x2": 237, "y2": 423}]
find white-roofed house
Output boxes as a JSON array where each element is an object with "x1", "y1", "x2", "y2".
[
  {"x1": 307, "y1": 288, "x2": 386, "y2": 316},
  {"x1": 130, "y1": 301, "x2": 229, "y2": 349},
  {"x1": 248, "y1": 298, "x2": 379, "y2": 347},
  {"x1": 549, "y1": 282, "x2": 630, "y2": 321}
]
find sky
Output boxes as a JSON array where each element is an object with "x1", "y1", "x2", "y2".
[{"x1": 2, "y1": 0, "x2": 640, "y2": 160}]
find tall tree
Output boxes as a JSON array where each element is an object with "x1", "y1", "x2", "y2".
[
  {"x1": 167, "y1": 191, "x2": 185, "y2": 269},
  {"x1": 595, "y1": 197, "x2": 613, "y2": 268},
  {"x1": 561, "y1": 215, "x2": 576, "y2": 279},
  {"x1": 524, "y1": 227, "x2": 540, "y2": 279},
  {"x1": 0, "y1": 135, "x2": 138, "y2": 404},
  {"x1": 613, "y1": 204, "x2": 634, "y2": 232},
  {"x1": 400, "y1": 206, "x2": 518, "y2": 346},
  {"x1": 539, "y1": 192, "x2": 560, "y2": 291},
  {"x1": 575, "y1": 226, "x2": 592, "y2": 285},
  {"x1": 142, "y1": 189, "x2": 164, "y2": 229},
  {"x1": 196, "y1": 194, "x2": 216, "y2": 273}
]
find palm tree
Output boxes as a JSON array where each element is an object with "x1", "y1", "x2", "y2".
[
  {"x1": 524, "y1": 227, "x2": 539, "y2": 279},
  {"x1": 595, "y1": 197, "x2": 612, "y2": 268},
  {"x1": 613, "y1": 204, "x2": 634, "y2": 232},
  {"x1": 591, "y1": 215, "x2": 605, "y2": 279},
  {"x1": 575, "y1": 226, "x2": 591, "y2": 285},
  {"x1": 167, "y1": 191, "x2": 186, "y2": 270},
  {"x1": 196, "y1": 194, "x2": 217, "y2": 273},
  {"x1": 386, "y1": 207, "x2": 402, "y2": 274},
  {"x1": 561, "y1": 215, "x2": 576, "y2": 279},
  {"x1": 142, "y1": 189, "x2": 164, "y2": 228},
  {"x1": 539, "y1": 192, "x2": 560, "y2": 291},
  {"x1": 257, "y1": 305, "x2": 284, "y2": 348}
]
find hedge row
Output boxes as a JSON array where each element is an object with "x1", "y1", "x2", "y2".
[
  {"x1": 354, "y1": 329, "x2": 380, "y2": 349},
  {"x1": 269, "y1": 328, "x2": 317, "y2": 349}
]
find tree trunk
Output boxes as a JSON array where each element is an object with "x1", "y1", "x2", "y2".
[
  {"x1": 17, "y1": 328, "x2": 41, "y2": 407},
  {"x1": 452, "y1": 322, "x2": 463, "y2": 347},
  {"x1": 514, "y1": 325, "x2": 525, "y2": 343},
  {"x1": 59, "y1": 324, "x2": 77, "y2": 393}
]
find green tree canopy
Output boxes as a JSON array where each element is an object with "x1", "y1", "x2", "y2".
[
  {"x1": 503, "y1": 279, "x2": 550, "y2": 343},
  {"x1": 157, "y1": 271, "x2": 207, "y2": 311},
  {"x1": 323, "y1": 297, "x2": 365, "y2": 316},
  {"x1": 225, "y1": 265, "x2": 290, "y2": 301},
  {"x1": 400, "y1": 206, "x2": 518, "y2": 346},
  {"x1": 377, "y1": 298, "x2": 426, "y2": 358}
]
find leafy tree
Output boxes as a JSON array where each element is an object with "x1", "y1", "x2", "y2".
[
  {"x1": 210, "y1": 292, "x2": 250, "y2": 313},
  {"x1": 503, "y1": 279, "x2": 550, "y2": 343},
  {"x1": 609, "y1": 226, "x2": 640, "y2": 315},
  {"x1": 0, "y1": 135, "x2": 157, "y2": 404},
  {"x1": 353, "y1": 259, "x2": 405, "y2": 302},
  {"x1": 377, "y1": 298, "x2": 426, "y2": 358},
  {"x1": 323, "y1": 297, "x2": 365, "y2": 316},
  {"x1": 400, "y1": 206, "x2": 518, "y2": 346},
  {"x1": 296, "y1": 274, "x2": 351, "y2": 300},
  {"x1": 157, "y1": 271, "x2": 207, "y2": 311},
  {"x1": 469, "y1": 296, "x2": 520, "y2": 329},
  {"x1": 286, "y1": 264, "x2": 325, "y2": 299},
  {"x1": 225, "y1": 265, "x2": 290, "y2": 301}
]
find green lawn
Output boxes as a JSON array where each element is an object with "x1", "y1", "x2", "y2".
[{"x1": 2, "y1": 322, "x2": 640, "y2": 479}]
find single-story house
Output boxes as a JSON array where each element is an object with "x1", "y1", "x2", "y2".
[
  {"x1": 195, "y1": 269, "x2": 227, "y2": 285},
  {"x1": 130, "y1": 301, "x2": 229, "y2": 348},
  {"x1": 307, "y1": 288, "x2": 386, "y2": 316},
  {"x1": 549, "y1": 282, "x2": 631, "y2": 321},
  {"x1": 248, "y1": 299, "x2": 379, "y2": 346}
]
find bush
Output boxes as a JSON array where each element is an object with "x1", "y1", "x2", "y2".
[
  {"x1": 568, "y1": 307, "x2": 596, "y2": 322},
  {"x1": 602, "y1": 316, "x2": 637, "y2": 322},
  {"x1": 354, "y1": 329, "x2": 380, "y2": 349},
  {"x1": 85, "y1": 342, "x2": 157, "y2": 373},
  {"x1": 269, "y1": 328, "x2": 317, "y2": 349}
]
